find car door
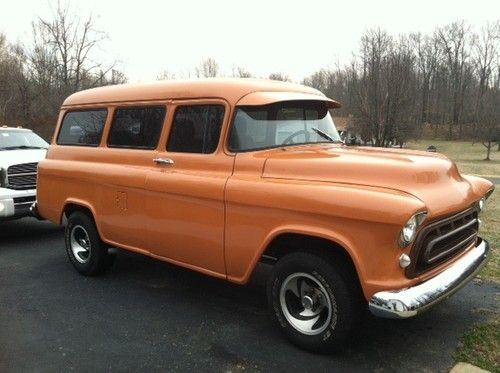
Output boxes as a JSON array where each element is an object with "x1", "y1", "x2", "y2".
[
  {"x1": 143, "y1": 99, "x2": 233, "y2": 277},
  {"x1": 98, "y1": 105, "x2": 166, "y2": 250}
]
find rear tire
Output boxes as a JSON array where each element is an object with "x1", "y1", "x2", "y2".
[
  {"x1": 65, "y1": 211, "x2": 114, "y2": 276},
  {"x1": 267, "y1": 251, "x2": 361, "y2": 353}
]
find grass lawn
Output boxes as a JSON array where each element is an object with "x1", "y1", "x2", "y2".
[
  {"x1": 408, "y1": 140, "x2": 499, "y2": 372},
  {"x1": 408, "y1": 139, "x2": 499, "y2": 176},
  {"x1": 454, "y1": 316, "x2": 499, "y2": 373}
]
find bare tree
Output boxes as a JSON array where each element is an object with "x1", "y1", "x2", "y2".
[
  {"x1": 435, "y1": 21, "x2": 471, "y2": 138},
  {"x1": 268, "y1": 72, "x2": 290, "y2": 82},
  {"x1": 157, "y1": 70, "x2": 176, "y2": 80},
  {"x1": 196, "y1": 58, "x2": 219, "y2": 78},
  {"x1": 32, "y1": 2, "x2": 114, "y2": 92},
  {"x1": 303, "y1": 69, "x2": 330, "y2": 92},
  {"x1": 18, "y1": 2, "x2": 126, "y2": 137},
  {"x1": 0, "y1": 34, "x2": 25, "y2": 124},
  {"x1": 477, "y1": 88, "x2": 500, "y2": 160},
  {"x1": 472, "y1": 22, "x2": 500, "y2": 137},
  {"x1": 232, "y1": 66, "x2": 252, "y2": 78},
  {"x1": 94, "y1": 68, "x2": 127, "y2": 86},
  {"x1": 411, "y1": 33, "x2": 440, "y2": 124}
]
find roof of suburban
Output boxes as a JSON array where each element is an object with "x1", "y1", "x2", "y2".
[{"x1": 62, "y1": 78, "x2": 334, "y2": 107}]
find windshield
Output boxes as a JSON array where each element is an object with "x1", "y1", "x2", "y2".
[
  {"x1": 228, "y1": 101, "x2": 341, "y2": 152},
  {"x1": 0, "y1": 130, "x2": 49, "y2": 150}
]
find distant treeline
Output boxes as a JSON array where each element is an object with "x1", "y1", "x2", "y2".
[{"x1": 301, "y1": 22, "x2": 500, "y2": 154}]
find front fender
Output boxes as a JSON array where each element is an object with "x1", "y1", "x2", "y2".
[
  {"x1": 228, "y1": 224, "x2": 360, "y2": 285},
  {"x1": 224, "y1": 177, "x2": 426, "y2": 297}
]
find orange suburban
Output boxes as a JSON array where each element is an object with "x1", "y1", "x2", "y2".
[{"x1": 35, "y1": 79, "x2": 493, "y2": 352}]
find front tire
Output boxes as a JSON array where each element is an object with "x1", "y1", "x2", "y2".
[
  {"x1": 65, "y1": 211, "x2": 114, "y2": 276},
  {"x1": 267, "y1": 252, "x2": 360, "y2": 353}
]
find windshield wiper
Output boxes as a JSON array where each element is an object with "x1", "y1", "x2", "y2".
[
  {"x1": 1, "y1": 145, "x2": 48, "y2": 150},
  {"x1": 311, "y1": 127, "x2": 343, "y2": 143}
]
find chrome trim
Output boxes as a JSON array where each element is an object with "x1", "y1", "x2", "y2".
[
  {"x1": 29, "y1": 202, "x2": 44, "y2": 220},
  {"x1": 407, "y1": 207, "x2": 479, "y2": 277},
  {"x1": 260, "y1": 254, "x2": 278, "y2": 264},
  {"x1": 423, "y1": 218, "x2": 478, "y2": 264},
  {"x1": 369, "y1": 238, "x2": 490, "y2": 319},
  {"x1": 153, "y1": 158, "x2": 174, "y2": 165},
  {"x1": 399, "y1": 254, "x2": 411, "y2": 268}
]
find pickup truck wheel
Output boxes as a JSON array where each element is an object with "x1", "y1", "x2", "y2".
[
  {"x1": 65, "y1": 211, "x2": 114, "y2": 276},
  {"x1": 267, "y1": 252, "x2": 358, "y2": 352}
]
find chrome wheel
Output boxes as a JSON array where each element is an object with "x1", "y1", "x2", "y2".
[
  {"x1": 279, "y1": 272, "x2": 334, "y2": 336},
  {"x1": 70, "y1": 225, "x2": 91, "y2": 264}
]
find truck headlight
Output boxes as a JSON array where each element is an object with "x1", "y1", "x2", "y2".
[
  {"x1": 399, "y1": 212, "x2": 427, "y2": 248},
  {"x1": 0, "y1": 167, "x2": 5, "y2": 187},
  {"x1": 477, "y1": 197, "x2": 485, "y2": 212}
]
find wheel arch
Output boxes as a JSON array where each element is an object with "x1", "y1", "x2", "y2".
[
  {"x1": 61, "y1": 199, "x2": 98, "y2": 223},
  {"x1": 267, "y1": 231, "x2": 360, "y2": 272},
  {"x1": 233, "y1": 226, "x2": 367, "y2": 298}
]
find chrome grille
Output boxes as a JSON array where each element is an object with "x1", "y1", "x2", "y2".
[
  {"x1": 406, "y1": 208, "x2": 479, "y2": 278},
  {"x1": 7, "y1": 162, "x2": 38, "y2": 190}
]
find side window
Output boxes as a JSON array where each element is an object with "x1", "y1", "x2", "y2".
[
  {"x1": 167, "y1": 105, "x2": 225, "y2": 154},
  {"x1": 57, "y1": 110, "x2": 107, "y2": 146},
  {"x1": 229, "y1": 109, "x2": 268, "y2": 150},
  {"x1": 108, "y1": 106, "x2": 166, "y2": 149}
]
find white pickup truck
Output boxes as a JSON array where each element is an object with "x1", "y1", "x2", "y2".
[{"x1": 0, "y1": 126, "x2": 48, "y2": 220}]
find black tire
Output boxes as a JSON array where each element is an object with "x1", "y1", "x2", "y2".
[
  {"x1": 267, "y1": 251, "x2": 361, "y2": 353},
  {"x1": 65, "y1": 211, "x2": 115, "y2": 276}
]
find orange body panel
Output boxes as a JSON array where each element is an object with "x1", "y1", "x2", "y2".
[{"x1": 36, "y1": 79, "x2": 494, "y2": 300}]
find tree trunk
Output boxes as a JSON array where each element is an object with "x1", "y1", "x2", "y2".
[{"x1": 483, "y1": 141, "x2": 492, "y2": 160}]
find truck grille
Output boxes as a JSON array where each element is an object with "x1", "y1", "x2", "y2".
[
  {"x1": 406, "y1": 208, "x2": 479, "y2": 278},
  {"x1": 7, "y1": 162, "x2": 38, "y2": 190}
]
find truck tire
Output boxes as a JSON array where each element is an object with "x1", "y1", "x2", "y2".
[
  {"x1": 65, "y1": 211, "x2": 115, "y2": 276},
  {"x1": 267, "y1": 251, "x2": 360, "y2": 352}
]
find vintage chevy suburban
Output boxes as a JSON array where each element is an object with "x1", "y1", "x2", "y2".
[{"x1": 35, "y1": 79, "x2": 493, "y2": 352}]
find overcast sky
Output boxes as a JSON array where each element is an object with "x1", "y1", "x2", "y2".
[{"x1": 1, "y1": 0, "x2": 499, "y2": 82}]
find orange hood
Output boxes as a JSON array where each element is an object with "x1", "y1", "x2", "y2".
[{"x1": 261, "y1": 145, "x2": 489, "y2": 218}]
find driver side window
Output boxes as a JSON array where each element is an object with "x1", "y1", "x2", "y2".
[{"x1": 229, "y1": 110, "x2": 268, "y2": 151}]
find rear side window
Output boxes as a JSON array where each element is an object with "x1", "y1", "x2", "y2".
[
  {"x1": 108, "y1": 107, "x2": 166, "y2": 149},
  {"x1": 57, "y1": 110, "x2": 107, "y2": 146},
  {"x1": 167, "y1": 105, "x2": 224, "y2": 153}
]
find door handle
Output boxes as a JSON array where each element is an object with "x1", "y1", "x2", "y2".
[{"x1": 153, "y1": 158, "x2": 174, "y2": 165}]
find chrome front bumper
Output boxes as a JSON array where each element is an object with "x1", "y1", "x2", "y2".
[
  {"x1": 0, "y1": 188, "x2": 37, "y2": 219},
  {"x1": 369, "y1": 238, "x2": 490, "y2": 319}
]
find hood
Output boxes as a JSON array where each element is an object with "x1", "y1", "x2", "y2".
[
  {"x1": 0, "y1": 149, "x2": 48, "y2": 169},
  {"x1": 262, "y1": 145, "x2": 484, "y2": 218}
]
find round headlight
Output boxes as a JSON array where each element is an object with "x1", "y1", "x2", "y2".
[
  {"x1": 478, "y1": 198, "x2": 485, "y2": 212},
  {"x1": 399, "y1": 212, "x2": 427, "y2": 247},
  {"x1": 400, "y1": 216, "x2": 417, "y2": 246}
]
